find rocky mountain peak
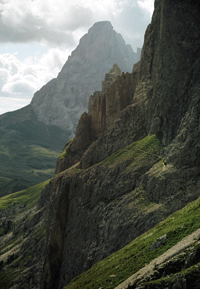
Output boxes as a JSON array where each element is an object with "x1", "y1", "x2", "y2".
[
  {"x1": 59, "y1": 21, "x2": 135, "y2": 78},
  {"x1": 89, "y1": 20, "x2": 112, "y2": 30},
  {"x1": 30, "y1": 21, "x2": 138, "y2": 138}
]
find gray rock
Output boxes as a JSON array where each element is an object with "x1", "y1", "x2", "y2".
[
  {"x1": 172, "y1": 276, "x2": 186, "y2": 289},
  {"x1": 150, "y1": 235, "x2": 167, "y2": 251},
  {"x1": 31, "y1": 21, "x2": 137, "y2": 134}
]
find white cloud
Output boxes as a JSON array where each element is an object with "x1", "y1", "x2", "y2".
[
  {"x1": 0, "y1": 0, "x2": 154, "y2": 114},
  {"x1": 0, "y1": 0, "x2": 153, "y2": 47},
  {"x1": 2, "y1": 77, "x2": 38, "y2": 94},
  {"x1": 0, "y1": 0, "x2": 92, "y2": 46},
  {"x1": 137, "y1": 0, "x2": 154, "y2": 15},
  {"x1": 0, "y1": 48, "x2": 70, "y2": 102}
]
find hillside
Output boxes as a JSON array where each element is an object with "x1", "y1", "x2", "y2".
[
  {"x1": 0, "y1": 180, "x2": 49, "y2": 288},
  {"x1": 1, "y1": 143, "x2": 200, "y2": 289},
  {"x1": 1, "y1": 148, "x2": 200, "y2": 289},
  {"x1": 0, "y1": 106, "x2": 61, "y2": 197}
]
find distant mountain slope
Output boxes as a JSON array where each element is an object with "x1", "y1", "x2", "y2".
[
  {"x1": 0, "y1": 105, "x2": 68, "y2": 150},
  {"x1": 0, "y1": 106, "x2": 63, "y2": 197}
]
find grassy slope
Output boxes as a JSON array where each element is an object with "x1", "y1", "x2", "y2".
[
  {"x1": 0, "y1": 180, "x2": 49, "y2": 288},
  {"x1": 0, "y1": 107, "x2": 71, "y2": 198},
  {"x1": 0, "y1": 179, "x2": 49, "y2": 210},
  {"x1": 0, "y1": 134, "x2": 60, "y2": 198},
  {"x1": 103, "y1": 134, "x2": 161, "y2": 168},
  {"x1": 64, "y1": 195, "x2": 200, "y2": 289}
]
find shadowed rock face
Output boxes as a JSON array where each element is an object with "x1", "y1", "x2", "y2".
[
  {"x1": 140, "y1": 0, "x2": 200, "y2": 146},
  {"x1": 30, "y1": 21, "x2": 137, "y2": 134},
  {"x1": 40, "y1": 1, "x2": 200, "y2": 289}
]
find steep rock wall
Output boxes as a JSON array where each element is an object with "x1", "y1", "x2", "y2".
[
  {"x1": 89, "y1": 69, "x2": 138, "y2": 136},
  {"x1": 140, "y1": 0, "x2": 200, "y2": 144}
]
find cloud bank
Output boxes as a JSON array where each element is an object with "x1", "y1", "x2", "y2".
[
  {"x1": 0, "y1": 0, "x2": 154, "y2": 47},
  {"x1": 0, "y1": 0, "x2": 154, "y2": 114},
  {"x1": 0, "y1": 48, "x2": 71, "y2": 114}
]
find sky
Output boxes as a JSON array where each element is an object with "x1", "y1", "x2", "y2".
[{"x1": 0, "y1": 0, "x2": 154, "y2": 115}]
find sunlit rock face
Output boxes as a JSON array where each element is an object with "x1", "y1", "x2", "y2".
[{"x1": 30, "y1": 21, "x2": 138, "y2": 136}]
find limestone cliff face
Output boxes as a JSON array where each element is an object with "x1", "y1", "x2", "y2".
[
  {"x1": 40, "y1": 1, "x2": 200, "y2": 289},
  {"x1": 88, "y1": 65, "x2": 138, "y2": 136},
  {"x1": 140, "y1": 0, "x2": 200, "y2": 145},
  {"x1": 55, "y1": 62, "x2": 140, "y2": 174},
  {"x1": 30, "y1": 21, "x2": 138, "y2": 135}
]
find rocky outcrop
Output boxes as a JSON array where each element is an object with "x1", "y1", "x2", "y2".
[
  {"x1": 40, "y1": 1, "x2": 200, "y2": 289},
  {"x1": 80, "y1": 0, "x2": 200, "y2": 169},
  {"x1": 139, "y1": 0, "x2": 200, "y2": 146},
  {"x1": 56, "y1": 0, "x2": 200, "y2": 174},
  {"x1": 88, "y1": 65, "x2": 139, "y2": 136},
  {"x1": 101, "y1": 63, "x2": 122, "y2": 94},
  {"x1": 55, "y1": 62, "x2": 140, "y2": 174}
]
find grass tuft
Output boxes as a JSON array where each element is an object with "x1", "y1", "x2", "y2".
[{"x1": 104, "y1": 135, "x2": 161, "y2": 169}]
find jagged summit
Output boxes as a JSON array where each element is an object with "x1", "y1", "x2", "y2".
[
  {"x1": 102, "y1": 63, "x2": 122, "y2": 93},
  {"x1": 30, "y1": 21, "x2": 138, "y2": 135},
  {"x1": 89, "y1": 20, "x2": 112, "y2": 28},
  {"x1": 79, "y1": 21, "x2": 114, "y2": 46},
  {"x1": 59, "y1": 21, "x2": 134, "y2": 77}
]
